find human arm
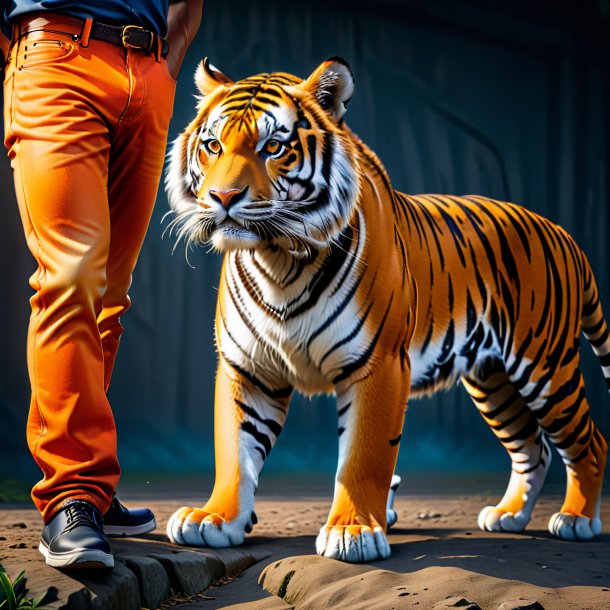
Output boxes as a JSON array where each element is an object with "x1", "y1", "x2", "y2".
[
  {"x1": 165, "y1": 0, "x2": 204, "y2": 80},
  {"x1": 0, "y1": 30, "x2": 9, "y2": 67}
]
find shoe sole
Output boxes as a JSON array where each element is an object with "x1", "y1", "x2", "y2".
[
  {"x1": 39, "y1": 540, "x2": 114, "y2": 569},
  {"x1": 104, "y1": 517, "x2": 156, "y2": 537}
]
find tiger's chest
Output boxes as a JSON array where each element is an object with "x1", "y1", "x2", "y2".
[{"x1": 217, "y1": 251, "x2": 374, "y2": 394}]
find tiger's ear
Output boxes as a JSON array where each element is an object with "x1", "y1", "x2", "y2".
[
  {"x1": 194, "y1": 57, "x2": 235, "y2": 96},
  {"x1": 301, "y1": 57, "x2": 354, "y2": 122}
]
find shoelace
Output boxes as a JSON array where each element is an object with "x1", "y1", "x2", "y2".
[{"x1": 63, "y1": 502, "x2": 102, "y2": 533}]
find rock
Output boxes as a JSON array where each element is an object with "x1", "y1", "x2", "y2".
[
  {"x1": 435, "y1": 595, "x2": 482, "y2": 609},
  {"x1": 149, "y1": 551, "x2": 224, "y2": 597},
  {"x1": 417, "y1": 511, "x2": 443, "y2": 520},
  {"x1": 118, "y1": 555, "x2": 170, "y2": 610},
  {"x1": 77, "y1": 560, "x2": 141, "y2": 610},
  {"x1": 497, "y1": 599, "x2": 545, "y2": 610}
]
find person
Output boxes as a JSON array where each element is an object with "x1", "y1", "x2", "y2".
[{"x1": 1, "y1": 0, "x2": 203, "y2": 569}]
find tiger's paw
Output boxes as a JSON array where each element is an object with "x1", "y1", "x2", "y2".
[
  {"x1": 166, "y1": 506, "x2": 255, "y2": 547},
  {"x1": 548, "y1": 512, "x2": 602, "y2": 541},
  {"x1": 315, "y1": 524, "x2": 391, "y2": 563},
  {"x1": 477, "y1": 506, "x2": 530, "y2": 533}
]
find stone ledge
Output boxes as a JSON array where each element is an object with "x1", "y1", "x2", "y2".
[{"x1": 1, "y1": 538, "x2": 270, "y2": 610}]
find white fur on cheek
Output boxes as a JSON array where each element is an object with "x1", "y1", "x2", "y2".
[{"x1": 165, "y1": 131, "x2": 199, "y2": 215}]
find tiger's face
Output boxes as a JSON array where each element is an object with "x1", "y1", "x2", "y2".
[{"x1": 166, "y1": 58, "x2": 361, "y2": 257}]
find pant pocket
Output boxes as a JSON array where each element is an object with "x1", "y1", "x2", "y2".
[{"x1": 18, "y1": 38, "x2": 79, "y2": 70}]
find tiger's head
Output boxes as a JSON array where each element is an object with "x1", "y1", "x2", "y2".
[{"x1": 166, "y1": 57, "x2": 360, "y2": 257}]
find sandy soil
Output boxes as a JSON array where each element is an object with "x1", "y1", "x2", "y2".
[{"x1": 2, "y1": 491, "x2": 609, "y2": 610}]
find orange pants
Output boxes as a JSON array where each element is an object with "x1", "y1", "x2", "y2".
[{"x1": 3, "y1": 14, "x2": 176, "y2": 522}]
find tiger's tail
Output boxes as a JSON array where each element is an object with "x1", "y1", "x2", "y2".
[{"x1": 581, "y1": 256, "x2": 610, "y2": 393}]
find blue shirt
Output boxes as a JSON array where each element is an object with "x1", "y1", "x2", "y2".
[{"x1": 3, "y1": 1, "x2": 170, "y2": 37}]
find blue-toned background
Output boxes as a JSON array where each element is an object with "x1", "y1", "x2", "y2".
[{"x1": 1, "y1": 0, "x2": 609, "y2": 495}]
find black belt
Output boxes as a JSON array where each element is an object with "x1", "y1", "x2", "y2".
[
  {"x1": 89, "y1": 22, "x2": 169, "y2": 58},
  {"x1": 14, "y1": 15, "x2": 170, "y2": 60}
]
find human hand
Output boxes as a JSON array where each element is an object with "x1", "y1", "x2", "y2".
[{"x1": 1, "y1": 31, "x2": 11, "y2": 75}]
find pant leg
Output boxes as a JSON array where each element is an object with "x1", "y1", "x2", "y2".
[
  {"x1": 98, "y1": 51, "x2": 176, "y2": 392},
  {"x1": 4, "y1": 24, "x2": 130, "y2": 521}
]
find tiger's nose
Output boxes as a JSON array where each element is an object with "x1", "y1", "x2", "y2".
[{"x1": 209, "y1": 186, "x2": 248, "y2": 208}]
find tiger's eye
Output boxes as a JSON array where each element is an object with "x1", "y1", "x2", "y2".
[
  {"x1": 204, "y1": 138, "x2": 221, "y2": 154},
  {"x1": 264, "y1": 139, "x2": 283, "y2": 156}
]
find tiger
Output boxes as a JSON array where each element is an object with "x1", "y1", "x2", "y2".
[{"x1": 164, "y1": 56, "x2": 609, "y2": 563}]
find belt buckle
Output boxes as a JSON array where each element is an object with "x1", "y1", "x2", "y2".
[{"x1": 121, "y1": 24, "x2": 154, "y2": 52}]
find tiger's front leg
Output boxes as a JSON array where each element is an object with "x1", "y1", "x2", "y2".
[
  {"x1": 317, "y1": 355, "x2": 410, "y2": 562},
  {"x1": 167, "y1": 357, "x2": 292, "y2": 547}
]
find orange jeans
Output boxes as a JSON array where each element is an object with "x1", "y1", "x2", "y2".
[{"x1": 3, "y1": 14, "x2": 176, "y2": 522}]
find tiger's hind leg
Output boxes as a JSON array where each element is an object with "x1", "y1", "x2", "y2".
[
  {"x1": 521, "y1": 365, "x2": 607, "y2": 540},
  {"x1": 462, "y1": 357, "x2": 551, "y2": 533}
]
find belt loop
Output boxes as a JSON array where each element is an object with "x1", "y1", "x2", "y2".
[{"x1": 79, "y1": 17, "x2": 93, "y2": 47}]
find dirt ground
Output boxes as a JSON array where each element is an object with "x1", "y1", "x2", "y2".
[
  {"x1": 166, "y1": 493, "x2": 610, "y2": 610},
  {"x1": 1, "y1": 484, "x2": 609, "y2": 610}
]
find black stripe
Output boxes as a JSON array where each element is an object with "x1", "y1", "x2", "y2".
[
  {"x1": 533, "y1": 368, "x2": 581, "y2": 420},
  {"x1": 437, "y1": 320, "x2": 455, "y2": 364},
  {"x1": 507, "y1": 329, "x2": 533, "y2": 377},
  {"x1": 468, "y1": 197, "x2": 522, "y2": 292},
  {"x1": 224, "y1": 358, "x2": 292, "y2": 400},
  {"x1": 337, "y1": 402, "x2": 352, "y2": 417},
  {"x1": 465, "y1": 290, "x2": 477, "y2": 336},
  {"x1": 287, "y1": 226, "x2": 353, "y2": 319},
  {"x1": 306, "y1": 267, "x2": 364, "y2": 349},
  {"x1": 560, "y1": 339, "x2": 579, "y2": 368},
  {"x1": 542, "y1": 386, "x2": 586, "y2": 434},
  {"x1": 333, "y1": 294, "x2": 394, "y2": 384},
  {"x1": 499, "y1": 414, "x2": 539, "y2": 444},
  {"x1": 415, "y1": 200, "x2": 446, "y2": 272},
  {"x1": 389, "y1": 433, "x2": 402, "y2": 446},
  {"x1": 532, "y1": 220, "x2": 563, "y2": 344},
  {"x1": 483, "y1": 389, "x2": 522, "y2": 421},
  {"x1": 511, "y1": 339, "x2": 547, "y2": 392},
  {"x1": 236, "y1": 400, "x2": 283, "y2": 437},
  {"x1": 582, "y1": 296, "x2": 599, "y2": 318},
  {"x1": 589, "y1": 329, "x2": 609, "y2": 349},
  {"x1": 235, "y1": 254, "x2": 285, "y2": 319},
  {"x1": 426, "y1": 195, "x2": 467, "y2": 267},
  {"x1": 252, "y1": 95, "x2": 280, "y2": 107},
  {"x1": 320, "y1": 300, "x2": 374, "y2": 367},
  {"x1": 583, "y1": 315, "x2": 605, "y2": 336},
  {"x1": 554, "y1": 412, "x2": 590, "y2": 450},
  {"x1": 489, "y1": 406, "x2": 528, "y2": 431},
  {"x1": 473, "y1": 264, "x2": 488, "y2": 308},
  {"x1": 420, "y1": 321, "x2": 434, "y2": 355},
  {"x1": 501, "y1": 202, "x2": 532, "y2": 262},
  {"x1": 570, "y1": 443, "x2": 591, "y2": 464},
  {"x1": 453, "y1": 198, "x2": 499, "y2": 286},
  {"x1": 240, "y1": 421, "x2": 272, "y2": 458}
]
